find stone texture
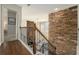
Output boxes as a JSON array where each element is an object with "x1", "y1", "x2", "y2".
[{"x1": 49, "y1": 6, "x2": 77, "y2": 55}]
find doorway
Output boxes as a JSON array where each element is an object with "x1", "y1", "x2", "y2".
[{"x1": 4, "y1": 10, "x2": 16, "y2": 42}]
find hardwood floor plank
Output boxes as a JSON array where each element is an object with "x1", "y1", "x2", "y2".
[{"x1": 0, "y1": 40, "x2": 31, "y2": 55}]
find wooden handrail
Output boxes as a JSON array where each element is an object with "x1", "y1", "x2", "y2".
[
  {"x1": 20, "y1": 27, "x2": 26, "y2": 28},
  {"x1": 35, "y1": 27, "x2": 56, "y2": 49},
  {"x1": 20, "y1": 26, "x2": 56, "y2": 54},
  {"x1": 20, "y1": 27, "x2": 56, "y2": 49}
]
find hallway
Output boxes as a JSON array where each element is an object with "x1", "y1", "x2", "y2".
[
  {"x1": 0, "y1": 4, "x2": 78, "y2": 55},
  {"x1": 0, "y1": 40, "x2": 31, "y2": 55}
]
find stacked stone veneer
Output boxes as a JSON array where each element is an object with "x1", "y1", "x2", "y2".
[{"x1": 49, "y1": 6, "x2": 77, "y2": 55}]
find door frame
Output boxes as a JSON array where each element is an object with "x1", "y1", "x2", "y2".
[
  {"x1": 0, "y1": 4, "x2": 21, "y2": 46},
  {"x1": 2, "y1": 5, "x2": 19, "y2": 43},
  {"x1": 3, "y1": 9, "x2": 17, "y2": 42}
]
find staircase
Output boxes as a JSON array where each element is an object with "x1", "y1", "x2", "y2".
[
  {"x1": 20, "y1": 21, "x2": 56, "y2": 55},
  {"x1": 20, "y1": 26, "x2": 56, "y2": 55}
]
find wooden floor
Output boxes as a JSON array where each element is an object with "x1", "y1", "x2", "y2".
[{"x1": 0, "y1": 40, "x2": 31, "y2": 55}]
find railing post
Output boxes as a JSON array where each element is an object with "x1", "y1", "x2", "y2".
[
  {"x1": 33, "y1": 40, "x2": 36, "y2": 54},
  {"x1": 32, "y1": 28, "x2": 36, "y2": 54}
]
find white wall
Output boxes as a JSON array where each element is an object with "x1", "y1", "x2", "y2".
[
  {"x1": 77, "y1": 5, "x2": 79, "y2": 55},
  {"x1": 77, "y1": 31, "x2": 79, "y2": 54},
  {"x1": 0, "y1": 4, "x2": 2, "y2": 45},
  {"x1": 0, "y1": 4, "x2": 22, "y2": 44},
  {"x1": 2, "y1": 7, "x2": 8, "y2": 33}
]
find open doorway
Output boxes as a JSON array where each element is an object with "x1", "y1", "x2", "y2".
[{"x1": 4, "y1": 10, "x2": 16, "y2": 42}]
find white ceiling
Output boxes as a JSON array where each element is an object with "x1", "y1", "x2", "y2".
[
  {"x1": 17, "y1": 4, "x2": 76, "y2": 22},
  {"x1": 18, "y1": 4, "x2": 75, "y2": 13}
]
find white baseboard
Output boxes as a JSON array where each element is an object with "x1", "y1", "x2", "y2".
[{"x1": 19, "y1": 39, "x2": 33, "y2": 55}]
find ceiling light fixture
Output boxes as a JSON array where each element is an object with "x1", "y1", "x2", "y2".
[
  {"x1": 27, "y1": 4, "x2": 31, "y2": 6},
  {"x1": 54, "y1": 8, "x2": 58, "y2": 11}
]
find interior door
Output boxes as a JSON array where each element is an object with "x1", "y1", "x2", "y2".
[
  {"x1": 8, "y1": 17, "x2": 16, "y2": 38},
  {"x1": 4, "y1": 10, "x2": 16, "y2": 42}
]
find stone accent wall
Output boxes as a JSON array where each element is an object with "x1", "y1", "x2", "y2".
[{"x1": 49, "y1": 6, "x2": 77, "y2": 55}]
